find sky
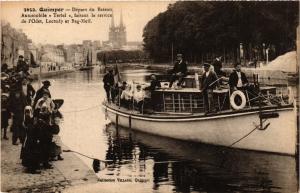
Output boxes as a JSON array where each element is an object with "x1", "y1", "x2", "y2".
[{"x1": 1, "y1": 1, "x2": 171, "y2": 45}]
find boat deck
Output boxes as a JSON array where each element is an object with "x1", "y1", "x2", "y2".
[{"x1": 103, "y1": 101, "x2": 293, "y2": 119}]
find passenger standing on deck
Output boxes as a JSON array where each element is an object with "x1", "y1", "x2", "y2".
[
  {"x1": 120, "y1": 84, "x2": 133, "y2": 109},
  {"x1": 145, "y1": 74, "x2": 161, "y2": 111},
  {"x1": 133, "y1": 85, "x2": 145, "y2": 113},
  {"x1": 212, "y1": 57, "x2": 228, "y2": 85},
  {"x1": 33, "y1": 80, "x2": 51, "y2": 107},
  {"x1": 229, "y1": 63, "x2": 248, "y2": 91},
  {"x1": 201, "y1": 63, "x2": 219, "y2": 114},
  {"x1": 169, "y1": 54, "x2": 187, "y2": 88},
  {"x1": 103, "y1": 69, "x2": 115, "y2": 103}
]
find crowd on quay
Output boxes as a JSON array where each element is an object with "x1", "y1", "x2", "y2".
[
  {"x1": 103, "y1": 53, "x2": 249, "y2": 114},
  {"x1": 1, "y1": 55, "x2": 64, "y2": 174}
]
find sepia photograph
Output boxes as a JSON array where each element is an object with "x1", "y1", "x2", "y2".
[{"x1": 1, "y1": 1, "x2": 299, "y2": 192}]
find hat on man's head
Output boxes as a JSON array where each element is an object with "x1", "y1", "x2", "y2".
[
  {"x1": 203, "y1": 63, "x2": 210, "y2": 67},
  {"x1": 42, "y1": 80, "x2": 51, "y2": 86}
]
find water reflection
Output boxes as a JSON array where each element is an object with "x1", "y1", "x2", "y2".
[{"x1": 104, "y1": 124, "x2": 298, "y2": 192}]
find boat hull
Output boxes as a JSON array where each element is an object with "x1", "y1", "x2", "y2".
[{"x1": 103, "y1": 105, "x2": 297, "y2": 155}]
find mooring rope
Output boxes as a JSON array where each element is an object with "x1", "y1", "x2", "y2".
[
  {"x1": 228, "y1": 119, "x2": 267, "y2": 148},
  {"x1": 60, "y1": 104, "x2": 101, "y2": 113}
]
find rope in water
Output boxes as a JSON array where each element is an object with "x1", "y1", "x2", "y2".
[{"x1": 60, "y1": 104, "x2": 101, "y2": 113}]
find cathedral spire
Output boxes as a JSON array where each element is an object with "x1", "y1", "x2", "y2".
[
  {"x1": 110, "y1": 10, "x2": 115, "y2": 28},
  {"x1": 120, "y1": 9, "x2": 124, "y2": 28}
]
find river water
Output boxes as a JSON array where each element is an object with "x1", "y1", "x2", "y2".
[{"x1": 36, "y1": 67, "x2": 298, "y2": 193}]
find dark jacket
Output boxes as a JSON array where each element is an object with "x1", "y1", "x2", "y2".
[
  {"x1": 23, "y1": 84, "x2": 36, "y2": 105},
  {"x1": 201, "y1": 71, "x2": 219, "y2": 91},
  {"x1": 229, "y1": 71, "x2": 248, "y2": 88},
  {"x1": 103, "y1": 72, "x2": 114, "y2": 89},
  {"x1": 172, "y1": 60, "x2": 187, "y2": 75},
  {"x1": 145, "y1": 79, "x2": 161, "y2": 91},
  {"x1": 16, "y1": 60, "x2": 29, "y2": 73},
  {"x1": 33, "y1": 86, "x2": 51, "y2": 107}
]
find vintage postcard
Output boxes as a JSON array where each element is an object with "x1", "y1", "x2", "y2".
[{"x1": 1, "y1": 1, "x2": 299, "y2": 192}]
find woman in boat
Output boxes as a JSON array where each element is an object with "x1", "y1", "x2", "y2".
[
  {"x1": 133, "y1": 85, "x2": 146, "y2": 113},
  {"x1": 120, "y1": 84, "x2": 133, "y2": 109}
]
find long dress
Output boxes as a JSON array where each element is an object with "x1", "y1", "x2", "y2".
[{"x1": 21, "y1": 116, "x2": 41, "y2": 170}]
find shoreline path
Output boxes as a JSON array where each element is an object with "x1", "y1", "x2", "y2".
[{"x1": 1, "y1": 139, "x2": 98, "y2": 193}]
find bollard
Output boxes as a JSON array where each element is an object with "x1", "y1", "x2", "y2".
[{"x1": 116, "y1": 114, "x2": 119, "y2": 130}]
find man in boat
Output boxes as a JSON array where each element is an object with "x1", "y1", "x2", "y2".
[
  {"x1": 103, "y1": 69, "x2": 115, "y2": 103},
  {"x1": 228, "y1": 63, "x2": 248, "y2": 91},
  {"x1": 200, "y1": 63, "x2": 219, "y2": 114},
  {"x1": 145, "y1": 74, "x2": 161, "y2": 111},
  {"x1": 169, "y1": 54, "x2": 187, "y2": 88}
]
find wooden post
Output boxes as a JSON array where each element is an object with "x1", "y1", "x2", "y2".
[
  {"x1": 172, "y1": 93, "x2": 175, "y2": 112},
  {"x1": 178, "y1": 94, "x2": 181, "y2": 112},
  {"x1": 129, "y1": 115, "x2": 131, "y2": 129},
  {"x1": 190, "y1": 94, "x2": 193, "y2": 112},
  {"x1": 163, "y1": 93, "x2": 166, "y2": 112},
  {"x1": 116, "y1": 114, "x2": 119, "y2": 130}
]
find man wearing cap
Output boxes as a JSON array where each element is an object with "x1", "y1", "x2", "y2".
[
  {"x1": 169, "y1": 54, "x2": 187, "y2": 88},
  {"x1": 33, "y1": 80, "x2": 51, "y2": 108},
  {"x1": 201, "y1": 63, "x2": 219, "y2": 114},
  {"x1": 103, "y1": 69, "x2": 115, "y2": 103}
]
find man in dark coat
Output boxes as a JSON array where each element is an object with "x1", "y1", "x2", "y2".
[
  {"x1": 33, "y1": 80, "x2": 51, "y2": 107},
  {"x1": 228, "y1": 63, "x2": 248, "y2": 91},
  {"x1": 201, "y1": 63, "x2": 219, "y2": 114},
  {"x1": 21, "y1": 78, "x2": 36, "y2": 106},
  {"x1": 212, "y1": 57, "x2": 228, "y2": 85},
  {"x1": 8, "y1": 89, "x2": 28, "y2": 145},
  {"x1": 169, "y1": 54, "x2": 187, "y2": 88},
  {"x1": 16, "y1": 55, "x2": 29, "y2": 75},
  {"x1": 145, "y1": 74, "x2": 161, "y2": 111},
  {"x1": 1, "y1": 85, "x2": 10, "y2": 140},
  {"x1": 103, "y1": 69, "x2": 115, "y2": 102}
]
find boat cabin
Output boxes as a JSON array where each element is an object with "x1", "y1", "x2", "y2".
[{"x1": 108, "y1": 74, "x2": 292, "y2": 116}]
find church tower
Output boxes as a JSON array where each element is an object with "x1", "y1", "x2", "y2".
[
  {"x1": 118, "y1": 10, "x2": 127, "y2": 47},
  {"x1": 107, "y1": 9, "x2": 127, "y2": 49}
]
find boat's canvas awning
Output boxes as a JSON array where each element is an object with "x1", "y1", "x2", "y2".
[{"x1": 259, "y1": 51, "x2": 297, "y2": 73}]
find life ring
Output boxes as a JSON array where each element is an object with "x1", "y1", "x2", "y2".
[{"x1": 230, "y1": 90, "x2": 246, "y2": 110}]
